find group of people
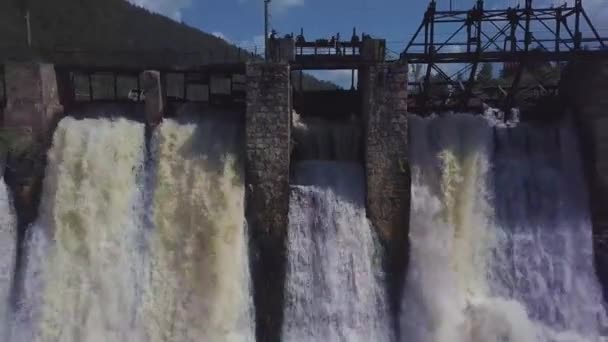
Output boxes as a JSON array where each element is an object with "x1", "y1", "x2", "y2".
[{"x1": 270, "y1": 29, "x2": 367, "y2": 47}]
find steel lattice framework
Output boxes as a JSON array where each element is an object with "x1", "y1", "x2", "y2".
[{"x1": 402, "y1": 0, "x2": 608, "y2": 110}]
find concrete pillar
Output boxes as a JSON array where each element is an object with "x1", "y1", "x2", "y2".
[
  {"x1": 141, "y1": 70, "x2": 165, "y2": 127},
  {"x1": 245, "y1": 62, "x2": 291, "y2": 342},
  {"x1": 361, "y1": 38, "x2": 387, "y2": 63},
  {"x1": 4, "y1": 62, "x2": 63, "y2": 137},
  {"x1": 562, "y1": 60, "x2": 608, "y2": 300},
  {"x1": 269, "y1": 38, "x2": 295, "y2": 63},
  {"x1": 361, "y1": 61, "x2": 409, "y2": 330},
  {"x1": 2, "y1": 62, "x2": 63, "y2": 232}
]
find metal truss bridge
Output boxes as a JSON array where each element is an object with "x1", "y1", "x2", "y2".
[{"x1": 401, "y1": 0, "x2": 608, "y2": 110}]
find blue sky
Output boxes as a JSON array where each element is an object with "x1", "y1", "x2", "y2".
[
  {"x1": 129, "y1": 0, "x2": 607, "y2": 51},
  {"x1": 129, "y1": 0, "x2": 608, "y2": 85}
]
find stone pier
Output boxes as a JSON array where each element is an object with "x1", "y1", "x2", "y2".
[
  {"x1": 4, "y1": 62, "x2": 63, "y2": 136},
  {"x1": 245, "y1": 62, "x2": 291, "y2": 342},
  {"x1": 562, "y1": 59, "x2": 608, "y2": 300},
  {"x1": 141, "y1": 70, "x2": 165, "y2": 127},
  {"x1": 360, "y1": 61, "x2": 410, "y2": 332},
  {"x1": 3, "y1": 62, "x2": 63, "y2": 228}
]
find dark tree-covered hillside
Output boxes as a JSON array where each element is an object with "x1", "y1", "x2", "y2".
[{"x1": 0, "y1": 0, "x2": 336, "y2": 89}]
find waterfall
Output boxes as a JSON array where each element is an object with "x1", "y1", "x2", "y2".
[
  {"x1": 11, "y1": 117, "x2": 148, "y2": 342},
  {"x1": 282, "y1": 161, "x2": 393, "y2": 342},
  {"x1": 0, "y1": 174, "x2": 17, "y2": 340},
  {"x1": 10, "y1": 113, "x2": 254, "y2": 342},
  {"x1": 402, "y1": 113, "x2": 607, "y2": 342},
  {"x1": 142, "y1": 115, "x2": 253, "y2": 342},
  {"x1": 291, "y1": 113, "x2": 362, "y2": 161}
]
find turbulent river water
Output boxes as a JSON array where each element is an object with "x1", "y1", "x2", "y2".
[
  {"x1": 402, "y1": 113, "x2": 607, "y2": 342},
  {"x1": 282, "y1": 161, "x2": 392, "y2": 342},
  {"x1": 6, "y1": 114, "x2": 253, "y2": 342},
  {"x1": 0, "y1": 111, "x2": 606, "y2": 341}
]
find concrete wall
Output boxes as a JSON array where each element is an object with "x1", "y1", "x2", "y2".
[
  {"x1": 245, "y1": 62, "x2": 291, "y2": 342},
  {"x1": 2, "y1": 63, "x2": 65, "y2": 226},
  {"x1": 269, "y1": 38, "x2": 295, "y2": 63},
  {"x1": 4, "y1": 62, "x2": 63, "y2": 136},
  {"x1": 361, "y1": 61, "x2": 410, "y2": 331},
  {"x1": 141, "y1": 70, "x2": 165, "y2": 128},
  {"x1": 562, "y1": 59, "x2": 608, "y2": 300}
]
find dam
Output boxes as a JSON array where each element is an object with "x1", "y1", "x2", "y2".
[{"x1": 1, "y1": 1, "x2": 608, "y2": 341}]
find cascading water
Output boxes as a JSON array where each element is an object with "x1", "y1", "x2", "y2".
[
  {"x1": 402, "y1": 113, "x2": 607, "y2": 342},
  {"x1": 11, "y1": 117, "x2": 148, "y2": 342},
  {"x1": 4, "y1": 105, "x2": 605, "y2": 342},
  {"x1": 9, "y1": 112, "x2": 254, "y2": 342},
  {"x1": 491, "y1": 119, "x2": 607, "y2": 340},
  {"x1": 282, "y1": 160, "x2": 393, "y2": 342},
  {"x1": 0, "y1": 171, "x2": 17, "y2": 340},
  {"x1": 291, "y1": 113, "x2": 362, "y2": 161},
  {"x1": 142, "y1": 114, "x2": 253, "y2": 342}
]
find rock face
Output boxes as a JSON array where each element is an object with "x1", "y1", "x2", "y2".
[
  {"x1": 245, "y1": 62, "x2": 291, "y2": 342},
  {"x1": 360, "y1": 61, "x2": 410, "y2": 333},
  {"x1": 561, "y1": 59, "x2": 608, "y2": 301}
]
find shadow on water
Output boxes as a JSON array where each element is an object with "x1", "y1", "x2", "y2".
[
  {"x1": 170, "y1": 104, "x2": 245, "y2": 186},
  {"x1": 491, "y1": 119, "x2": 608, "y2": 336}
]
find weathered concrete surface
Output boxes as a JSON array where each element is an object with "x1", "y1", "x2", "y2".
[
  {"x1": 2, "y1": 63, "x2": 62, "y2": 291},
  {"x1": 360, "y1": 61, "x2": 410, "y2": 334},
  {"x1": 141, "y1": 70, "x2": 165, "y2": 127},
  {"x1": 4, "y1": 62, "x2": 63, "y2": 136},
  {"x1": 2, "y1": 62, "x2": 63, "y2": 229},
  {"x1": 245, "y1": 62, "x2": 291, "y2": 342},
  {"x1": 561, "y1": 59, "x2": 608, "y2": 301},
  {"x1": 361, "y1": 38, "x2": 387, "y2": 62},
  {"x1": 269, "y1": 38, "x2": 295, "y2": 63}
]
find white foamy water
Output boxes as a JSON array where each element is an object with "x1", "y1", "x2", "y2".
[
  {"x1": 141, "y1": 115, "x2": 254, "y2": 342},
  {"x1": 0, "y1": 174, "x2": 17, "y2": 340},
  {"x1": 402, "y1": 113, "x2": 607, "y2": 342},
  {"x1": 10, "y1": 113, "x2": 254, "y2": 342},
  {"x1": 11, "y1": 117, "x2": 147, "y2": 342},
  {"x1": 283, "y1": 161, "x2": 393, "y2": 342}
]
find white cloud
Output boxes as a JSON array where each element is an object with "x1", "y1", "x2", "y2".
[
  {"x1": 535, "y1": 0, "x2": 608, "y2": 27},
  {"x1": 238, "y1": 0, "x2": 304, "y2": 12},
  {"x1": 128, "y1": 0, "x2": 192, "y2": 21},
  {"x1": 238, "y1": 34, "x2": 266, "y2": 55},
  {"x1": 212, "y1": 32, "x2": 230, "y2": 42},
  {"x1": 273, "y1": 0, "x2": 305, "y2": 12}
]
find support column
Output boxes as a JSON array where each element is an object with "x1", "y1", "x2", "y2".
[
  {"x1": 141, "y1": 70, "x2": 165, "y2": 128},
  {"x1": 4, "y1": 62, "x2": 63, "y2": 136},
  {"x1": 3, "y1": 62, "x2": 63, "y2": 229},
  {"x1": 361, "y1": 61, "x2": 410, "y2": 333},
  {"x1": 245, "y1": 62, "x2": 291, "y2": 342},
  {"x1": 562, "y1": 60, "x2": 608, "y2": 300}
]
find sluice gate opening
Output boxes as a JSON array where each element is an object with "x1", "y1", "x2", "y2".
[{"x1": 51, "y1": 65, "x2": 248, "y2": 121}]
